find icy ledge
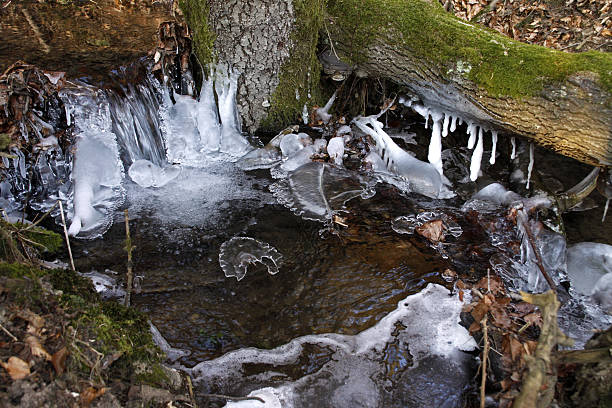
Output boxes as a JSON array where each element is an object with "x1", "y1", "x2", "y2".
[{"x1": 190, "y1": 284, "x2": 476, "y2": 407}]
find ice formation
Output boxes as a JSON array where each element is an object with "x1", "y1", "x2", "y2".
[
  {"x1": 427, "y1": 111, "x2": 444, "y2": 175},
  {"x1": 191, "y1": 284, "x2": 477, "y2": 408},
  {"x1": 315, "y1": 90, "x2": 337, "y2": 124},
  {"x1": 162, "y1": 67, "x2": 252, "y2": 166},
  {"x1": 489, "y1": 131, "x2": 498, "y2": 165},
  {"x1": 79, "y1": 270, "x2": 125, "y2": 299},
  {"x1": 218, "y1": 237, "x2": 283, "y2": 281},
  {"x1": 60, "y1": 85, "x2": 125, "y2": 238},
  {"x1": 469, "y1": 127, "x2": 484, "y2": 181},
  {"x1": 510, "y1": 136, "x2": 517, "y2": 159},
  {"x1": 566, "y1": 243, "x2": 612, "y2": 297},
  {"x1": 150, "y1": 323, "x2": 190, "y2": 362},
  {"x1": 462, "y1": 183, "x2": 521, "y2": 211},
  {"x1": 353, "y1": 116, "x2": 443, "y2": 199},
  {"x1": 270, "y1": 162, "x2": 370, "y2": 222},
  {"x1": 526, "y1": 143, "x2": 534, "y2": 189},
  {"x1": 128, "y1": 159, "x2": 181, "y2": 188},
  {"x1": 327, "y1": 136, "x2": 345, "y2": 166},
  {"x1": 280, "y1": 133, "x2": 311, "y2": 158},
  {"x1": 392, "y1": 212, "x2": 463, "y2": 238}
]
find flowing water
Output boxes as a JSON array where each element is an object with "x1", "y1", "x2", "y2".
[{"x1": 3, "y1": 61, "x2": 612, "y2": 407}]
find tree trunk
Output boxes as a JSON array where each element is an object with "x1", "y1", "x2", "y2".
[{"x1": 181, "y1": 0, "x2": 612, "y2": 167}]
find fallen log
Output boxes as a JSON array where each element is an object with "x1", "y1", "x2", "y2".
[{"x1": 181, "y1": 0, "x2": 612, "y2": 167}]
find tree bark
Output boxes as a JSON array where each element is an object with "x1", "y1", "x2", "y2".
[{"x1": 181, "y1": 0, "x2": 612, "y2": 167}]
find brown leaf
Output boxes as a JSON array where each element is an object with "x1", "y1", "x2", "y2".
[
  {"x1": 471, "y1": 301, "x2": 489, "y2": 322},
  {"x1": 80, "y1": 386, "x2": 108, "y2": 407},
  {"x1": 52, "y1": 347, "x2": 69, "y2": 376},
  {"x1": 523, "y1": 312, "x2": 542, "y2": 327},
  {"x1": 25, "y1": 335, "x2": 52, "y2": 361},
  {"x1": 415, "y1": 219, "x2": 445, "y2": 243},
  {"x1": 16, "y1": 310, "x2": 45, "y2": 335},
  {"x1": 0, "y1": 356, "x2": 30, "y2": 380}
]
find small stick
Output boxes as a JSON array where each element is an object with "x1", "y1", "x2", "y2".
[
  {"x1": 518, "y1": 213, "x2": 557, "y2": 293},
  {"x1": 480, "y1": 315, "x2": 489, "y2": 408},
  {"x1": 58, "y1": 201, "x2": 75, "y2": 271},
  {"x1": 186, "y1": 375, "x2": 197, "y2": 408},
  {"x1": 21, "y1": 8, "x2": 51, "y2": 54},
  {"x1": 201, "y1": 394, "x2": 265, "y2": 403},
  {"x1": 0, "y1": 322, "x2": 18, "y2": 341},
  {"x1": 124, "y1": 209, "x2": 134, "y2": 307}
]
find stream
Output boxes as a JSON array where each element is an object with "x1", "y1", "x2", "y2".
[{"x1": 2, "y1": 60, "x2": 612, "y2": 407}]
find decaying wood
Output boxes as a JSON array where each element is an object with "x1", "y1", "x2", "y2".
[{"x1": 513, "y1": 290, "x2": 573, "y2": 408}]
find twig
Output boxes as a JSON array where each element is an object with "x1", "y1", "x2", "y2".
[
  {"x1": 480, "y1": 315, "x2": 489, "y2": 408},
  {"x1": 24, "y1": 200, "x2": 58, "y2": 230},
  {"x1": 21, "y1": 8, "x2": 50, "y2": 54},
  {"x1": 124, "y1": 209, "x2": 134, "y2": 307},
  {"x1": 0, "y1": 322, "x2": 18, "y2": 341},
  {"x1": 186, "y1": 375, "x2": 197, "y2": 408},
  {"x1": 201, "y1": 394, "x2": 265, "y2": 403},
  {"x1": 518, "y1": 213, "x2": 557, "y2": 293},
  {"x1": 58, "y1": 201, "x2": 75, "y2": 271}
]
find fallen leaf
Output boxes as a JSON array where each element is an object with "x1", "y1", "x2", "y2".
[
  {"x1": 25, "y1": 335, "x2": 52, "y2": 361},
  {"x1": 52, "y1": 347, "x2": 69, "y2": 375},
  {"x1": 415, "y1": 219, "x2": 445, "y2": 243},
  {"x1": 80, "y1": 386, "x2": 108, "y2": 407},
  {"x1": 0, "y1": 356, "x2": 30, "y2": 380}
]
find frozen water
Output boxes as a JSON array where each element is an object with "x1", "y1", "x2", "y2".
[
  {"x1": 427, "y1": 110, "x2": 444, "y2": 175},
  {"x1": 270, "y1": 162, "x2": 371, "y2": 222},
  {"x1": 191, "y1": 284, "x2": 476, "y2": 408},
  {"x1": 353, "y1": 116, "x2": 443, "y2": 199},
  {"x1": 280, "y1": 133, "x2": 310, "y2": 158},
  {"x1": 315, "y1": 90, "x2": 337, "y2": 124},
  {"x1": 327, "y1": 136, "x2": 345, "y2": 166},
  {"x1": 237, "y1": 145, "x2": 282, "y2": 171},
  {"x1": 162, "y1": 67, "x2": 252, "y2": 166},
  {"x1": 510, "y1": 136, "x2": 516, "y2": 159},
  {"x1": 566, "y1": 242, "x2": 612, "y2": 296},
  {"x1": 79, "y1": 270, "x2": 125, "y2": 300},
  {"x1": 526, "y1": 143, "x2": 534, "y2": 189},
  {"x1": 469, "y1": 127, "x2": 484, "y2": 181},
  {"x1": 592, "y1": 273, "x2": 612, "y2": 312},
  {"x1": 462, "y1": 183, "x2": 521, "y2": 211},
  {"x1": 128, "y1": 159, "x2": 181, "y2": 188},
  {"x1": 392, "y1": 212, "x2": 462, "y2": 238},
  {"x1": 489, "y1": 131, "x2": 498, "y2": 165},
  {"x1": 302, "y1": 104, "x2": 309, "y2": 125},
  {"x1": 150, "y1": 322, "x2": 190, "y2": 362},
  {"x1": 218, "y1": 237, "x2": 283, "y2": 281}
]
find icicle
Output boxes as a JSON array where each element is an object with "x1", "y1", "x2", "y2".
[
  {"x1": 489, "y1": 130, "x2": 498, "y2": 165},
  {"x1": 442, "y1": 113, "x2": 450, "y2": 137},
  {"x1": 510, "y1": 136, "x2": 516, "y2": 159},
  {"x1": 450, "y1": 115, "x2": 458, "y2": 133},
  {"x1": 469, "y1": 127, "x2": 484, "y2": 181},
  {"x1": 424, "y1": 109, "x2": 430, "y2": 129},
  {"x1": 602, "y1": 199, "x2": 610, "y2": 222},
  {"x1": 428, "y1": 111, "x2": 444, "y2": 175},
  {"x1": 315, "y1": 90, "x2": 337, "y2": 123},
  {"x1": 302, "y1": 104, "x2": 309, "y2": 125},
  {"x1": 65, "y1": 105, "x2": 72, "y2": 126},
  {"x1": 526, "y1": 143, "x2": 534, "y2": 189},
  {"x1": 467, "y1": 123, "x2": 477, "y2": 149}
]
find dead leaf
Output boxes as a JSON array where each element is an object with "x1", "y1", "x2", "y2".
[
  {"x1": 52, "y1": 347, "x2": 69, "y2": 375},
  {"x1": 80, "y1": 386, "x2": 108, "y2": 407},
  {"x1": 25, "y1": 335, "x2": 52, "y2": 361},
  {"x1": 0, "y1": 356, "x2": 30, "y2": 380},
  {"x1": 415, "y1": 219, "x2": 445, "y2": 243}
]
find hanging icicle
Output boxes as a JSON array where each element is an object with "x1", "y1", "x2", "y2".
[
  {"x1": 490, "y1": 131, "x2": 498, "y2": 165},
  {"x1": 526, "y1": 143, "x2": 534, "y2": 189}
]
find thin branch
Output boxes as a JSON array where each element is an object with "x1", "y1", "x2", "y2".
[
  {"x1": 0, "y1": 322, "x2": 18, "y2": 341},
  {"x1": 201, "y1": 394, "x2": 265, "y2": 404},
  {"x1": 480, "y1": 315, "x2": 489, "y2": 408},
  {"x1": 58, "y1": 201, "x2": 75, "y2": 271},
  {"x1": 124, "y1": 209, "x2": 134, "y2": 307}
]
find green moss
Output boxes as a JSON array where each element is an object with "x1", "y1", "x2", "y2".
[
  {"x1": 0, "y1": 133, "x2": 10, "y2": 150},
  {"x1": 0, "y1": 221, "x2": 63, "y2": 261},
  {"x1": 179, "y1": 0, "x2": 216, "y2": 65},
  {"x1": 326, "y1": 0, "x2": 612, "y2": 98},
  {"x1": 259, "y1": 0, "x2": 327, "y2": 131}
]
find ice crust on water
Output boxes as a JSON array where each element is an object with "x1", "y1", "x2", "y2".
[
  {"x1": 462, "y1": 182, "x2": 521, "y2": 211},
  {"x1": 353, "y1": 116, "x2": 444, "y2": 199},
  {"x1": 270, "y1": 162, "x2": 371, "y2": 222},
  {"x1": 218, "y1": 237, "x2": 283, "y2": 281},
  {"x1": 567, "y1": 243, "x2": 612, "y2": 303},
  {"x1": 128, "y1": 159, "x2": 181, "y2": 188},
  {"x1": 280, "y1": 133, "x2": 311, "y2": 158},
  {"x1": 392, "y1": 212, "x2": 463, "y2": 238},
  {"x1": 190, "y1": 284, "x2": 476, "y2": 408}
]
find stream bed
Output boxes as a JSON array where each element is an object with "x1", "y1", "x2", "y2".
[{"x1": 2, "y1": 59, "x2": 612, "y2": 407}]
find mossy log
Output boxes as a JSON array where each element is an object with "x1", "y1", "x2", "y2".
[{"x1": 180, "y1": 0, "x2": 612, "y2": 167}]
